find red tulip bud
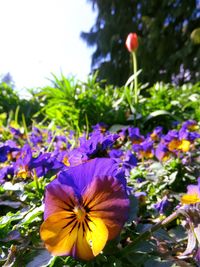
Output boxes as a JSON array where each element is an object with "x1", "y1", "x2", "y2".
[{"x1": 125, "y1": 33, "x2": 139, "y2": 53}]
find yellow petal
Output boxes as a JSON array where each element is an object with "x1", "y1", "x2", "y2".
[
  {"x1": 181, "y1": 193, "x2": 200, "y2": 204},
  {"x1": 180, "y1": 140, "x2": 190, "y2": 152},
  {"x1": 40, "y1": 211, "x2": 77, "y2": 256},
  {"x1": 168, "y1": 140, "x2": 181, "y2": 151},
  {"x1": 86, "y1": 217, "x2": 108, "y2": 257},
  {"x1": 75, "y1": 222, "x2": 94, "y2": 260}
]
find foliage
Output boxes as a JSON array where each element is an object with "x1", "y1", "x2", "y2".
[
  {"x1": 1, "y1": 72, "x2": 200, "y2": 136},
  {"x1": 35, "y1": 73, "x2": 200, "y2": 133},
  {"x1": 82, "y1": 0, "x2": 200, "y2": 86},
  {"x1": 138, "y1": 82, "x2": 200, "y2": 132},
  {"x1": 0, "y1": 82, "x2": 19, "y2": 115},
  {"x1": 36, "y1": 73, "x2": 128, "y2": 131},
  {"x1": 0, "y1": 82, "x2": 42, "y2": 126}
]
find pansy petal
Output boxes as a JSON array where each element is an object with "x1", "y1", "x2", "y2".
[
  {"x1": 58, "y1": 158, "x2": 126, "y2": 194},
  {"x1": 75, "y1": 223, "x2": 94, "y2": 260},
  {"x1": 83, "y1": 175, "x2": 129, "y2": 239},
  {"x1": 181, "y1": 193, "x2": 200, "y2": 204},
  {"x1": 86, "y1": 217, "x2": 108, "y2": 256},
  {"x1": 180, "y1": 139, "x2": 190, "y2": 152},
  {"x1": 186, "y1": 185, "x2": 199, "y2": 195},
  {"x1": 44, "y1": 179, "x2": 79, "y2": 219},
  {"x1": 40, "y1": 211, "x2": 77, "y2": 256}
]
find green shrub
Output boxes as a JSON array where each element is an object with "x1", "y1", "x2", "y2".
[
  {"x1": 2, "y1": 75, "x2": 199, "y2": 131},
  {"x1": 36, "y1": 73, "x2": 128, "y2": 131},
  {"x1": 36, "y1": 73, "x2": 200, "y2": 131},
  {"x1": 0, "y1": 82, "x2": 42, "y2": 126}
]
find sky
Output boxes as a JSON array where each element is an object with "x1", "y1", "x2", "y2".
[{"x1": 0, "y1": 0, "x2": 96, "y2": 96}]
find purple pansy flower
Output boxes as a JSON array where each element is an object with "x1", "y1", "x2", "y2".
[
  {"x1": 31, "y1": 152, "x2": 64, "y2": 177},
  {"x1": 153, "y1": 196, "x2": 170, "y2": 214},
  {"x1": 155, "y1": 143, "x2": 171, "y2": 161},
  {"x1": 0, "y1": 141, "x2": 19, "y2": 162},
  {"x1": 148, "y1": 126, "x2": 163, "y2": 141},
  {"x1": 128, "y1": 127, "x2": 144, "y2": 144},
  {"x1": 40, "y1": 158, "x2": 130, "y2": 260},
  {"x1": 133, "y1": 139, "x2": 154, "y2": 159},
  {"x1": 13, "y1": 144, "x2": 33, "y2": 179},
  {"x1": 0, "y1": 166, "x2": 14, "y2": 184},
  {"x1": 92, "y1": 122, "x2": 108, "y2": 133}
]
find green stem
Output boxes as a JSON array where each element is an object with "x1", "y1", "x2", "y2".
[
  {"x1": 22, "y1": 114, "x2": 30, "y2": 145},
  {"x1": 132, "y1": 51, "x2": 138, "y2": 105},
  {"x1": 46, "y1": 131, "x2": 57, "y2": 152},
  {"x1": 122, "y1": 209, "x2": 180, "y2": 255},
  {"x1": 33, "y1": 169, "x2": 40, "y2": 194}
]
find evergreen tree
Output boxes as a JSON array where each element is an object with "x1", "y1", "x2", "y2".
[{"x1": 81, "y1": 0, "x2": 200, "y2": 86}]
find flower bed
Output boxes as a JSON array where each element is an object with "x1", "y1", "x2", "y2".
[{"x1": 0, "y1": 119, "x2": 200, "y2": 266}]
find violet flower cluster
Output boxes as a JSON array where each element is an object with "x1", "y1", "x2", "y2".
[{"x1": 0, "y1": 120, "x2": 200, "y2": 260}]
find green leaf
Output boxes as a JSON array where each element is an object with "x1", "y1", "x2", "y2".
[
  {"x1": 0, "y1": 211, "x2": 24, "y2": 230},
  {"x1": 0, "y1": 230, "x2": 21, "y2": 242},
  {"x1": 21, "y1": 205, "x2": 44, "y2": 226},
  {"x1": 127, "y1": 195, "x2": 138, "y2": 223},
  {"x1": 168, "y1": 171, "x2": 178, "y2": 185},
  {"x1": 26, "y1": 250, "x2": 53, "y2": 267},
  {"x1": 125, "y1": 70, "x2": 142, "y2": 87},
  {"x1": 144, "y1": 110, "x2": 173, "y2": 122},
  {"x1": 144, "y1": 258, "x2": 176, "y2": 267},
  {"x1": 2, "y1": 182, "x2": 24, "y2": 191},
  {"x1": 0, "y1": 201, "x2": 21, "y2": 209},
  {"x1": 109, "y1": 124, "x2": 127, "y2": 133}
]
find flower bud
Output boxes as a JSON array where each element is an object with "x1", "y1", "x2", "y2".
[{"x1": 125, "y1": 33, "x2": 138, "y2": 53}]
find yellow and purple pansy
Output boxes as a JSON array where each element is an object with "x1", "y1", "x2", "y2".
[
  {"x1": 181, "y1": 178, "x2": 200, "y2": 205},
  {"x1": 40, "y1": 158, "x2": 130, "y2": 260}
]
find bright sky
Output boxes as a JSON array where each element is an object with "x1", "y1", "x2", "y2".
[{"x1": 0, "y1": 0, "x2": 96, "y2": 95}]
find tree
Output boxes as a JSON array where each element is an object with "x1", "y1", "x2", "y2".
[{"x1": 81, "y1": 0, "x2": 200, "y2": 86}]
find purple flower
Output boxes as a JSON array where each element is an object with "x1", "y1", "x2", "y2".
[
  {"x1": 31, "y1": 152, "x2": 64, "y2": 177},
  {"x1": 0, "y1": 166, "x2": 14, "y2": 184},
  {"x1": 109, "y1": 148, "x2": 123, "y2": 158},
  {"x1": 40, "y1": 158, "x2": 129, "y2": 260},
  {"x1": 109, "y1": 149, "x2": 137, "y2": 176},
  {"x1": 9, "y1": 126, "x2": 26, "y2": 139},
  {"x1": 133, "y1": 139, "x2": 154, "y2": 159},
  {"x1": 0, "y1": 146, "x2": 10, "y2": 162},
  {"x1": 163, "y1": 130, "x2": 179, "y2": 143},
  {"x1": 29, "y1": 127, "x2": 43, "y2": 146},
  {"x1": 163, "y1": 129, "x2": 192, "y2": 153},
  {"x1": 92, "y1": 122, "x2": 108, "y2": 133},
  {"x1": 181, "y1": 120, "x2": 199, "y2": 131},
  {"x1": 122, "y1": 150, "x2": 138, "y2": 169},
  {"x1": 153, "y1": 196, "x2": 170, "y2": 214},
  {"x1": 0, "y1": 142, "x2": 19, "y2": 163},
  {"x1": 181, "y1": 178, "x2": 200, "y2": 204},
  {"x1": 179, "y1": 122, "x2": 200, "y2": 142},
  {"x1": 148, "y1": 126, "x2": 163, "y2": 141},
  {"x1": 128, "y1": 127, "x2": 144, "y2": 144},
  {"x1": 53, "y1": 134, "x2": 71, "y2": 152},
  {"x1": 66, "y1": 148, "x2": 89, "y2": 167},
  {"x1": 14, "y1": 144, "x2": 33, "y2": 179},
  {"x1": 155, "y1": 143, "x2": 171, "y2": 161},
  {"x1": 77, "y1": 131, "x2": 119, "y2": 158}
]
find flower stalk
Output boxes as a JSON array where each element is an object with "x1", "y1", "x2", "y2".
[
  {"x1": 122, "y1": 208, "x2": 181, "y2": 255},
  {"x1": 132, "y1": 51, "x2": 138, "y2": 105},
  {"x1": 33, "y1": 169, "x2": 41, "y2": 195}
]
